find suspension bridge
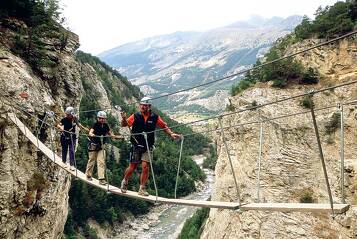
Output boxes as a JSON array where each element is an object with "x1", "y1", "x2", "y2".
[
  {"x1": 4, "y1": 87, "x2": 355, "y2": 214},
  {"x1": 1, "y1": 31, "x2": 356, "y2": 215},
  {"x1": 4, "y1": 112, "x2": 351, "y2": 213}
]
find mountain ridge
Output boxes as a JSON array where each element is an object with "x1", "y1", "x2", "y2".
[{"x1": 99, "y1": 15, "x2": 302, "y2": 114}]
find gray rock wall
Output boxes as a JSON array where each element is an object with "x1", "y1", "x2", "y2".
[
  {"x1": 201, "y1": 38, "x2": 357, "y2": 239},
  {"x1": 0, "y1": 28, "x2": 82, "y2": 238}
]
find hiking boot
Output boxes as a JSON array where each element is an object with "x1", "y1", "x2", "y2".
[
  {"x1": 120, "y1": 179, "x2": 128, "y2": 193},
  {"x1": 99, "y1": 179, "x2": 107, "y2": 185},
  {"x1": 138, "y1": 186, "x2": 149, "y2": 196},
  {"x1": 86, "y1": 175, "x2": 92, "y2": 181}
]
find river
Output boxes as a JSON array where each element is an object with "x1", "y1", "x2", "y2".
[{"x1": 112, "y1": 155, "x2": 214, "y2": 239}]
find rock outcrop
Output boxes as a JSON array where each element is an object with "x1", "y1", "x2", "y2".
[
  {"x1": 201, "y1": 37, "x2": 357, "y2": 238},
  {"x1": 0, "y1": 23, "x2": 82, "y2": 238}
]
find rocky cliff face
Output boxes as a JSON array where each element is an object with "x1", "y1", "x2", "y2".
[
  {"x1": 201, "y1": 37, "x2": 357, "y2": 238},
  {"x1": 0, "y1": 20, "x2": 83, "y2": 238},
  {"x1": 0, "y1": 18, "x2": 136, "y2": 238}
]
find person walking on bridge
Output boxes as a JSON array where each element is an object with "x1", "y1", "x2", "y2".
[
  {"x1": 86, "y1": 111, "x2": 122, "y2": 185},
  {"x1": 57, "y1": 106, "x2": 88, "y2": 171},
  {"x1": 120, "y1": 97, "x2": 180, "y2": 196}
]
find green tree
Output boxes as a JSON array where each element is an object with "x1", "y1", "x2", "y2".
[
  {"x1": 229, "y1": 1, "x2": 357, "y2": 96},
  {"x1": 295, "y1": 16, "x2": 312, "y2": 39},
  {"x1": 179, "y1": 208, "x2": 210, "y2": 239},
  {"x1": 1, "y1": 0, "x2": 67, "y2": 71},
  {"x1": 295, "y1": 1, "x2": 356, "y2": 39}
]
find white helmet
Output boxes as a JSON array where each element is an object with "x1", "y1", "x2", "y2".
[
  {"x1": 65, "y1": 106, "x2": 75, "y2": 115},
  {"x1": 140, "y1": 96, "x2": 151, "y2": 106},
  {"x1": 97, "y1": 111, "x2": 107, "y2": 118}
]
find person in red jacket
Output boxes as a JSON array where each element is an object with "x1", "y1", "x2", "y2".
[{"x1": 120, "y1": 97, "x2": 180, "y2": 196}]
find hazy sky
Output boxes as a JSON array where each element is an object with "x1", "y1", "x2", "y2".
[{"x1": 60, "y1": 0, "x2": 338, "y2": 55}]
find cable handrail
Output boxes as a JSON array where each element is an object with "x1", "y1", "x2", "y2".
[
  {"x1": 0, "y1": 31, "x2": 356, "y2": 136},
  {"x1": 75, "y1": 31, "x2": 357, "y2": 112},
  {"x1": 0, "y1": 100, "x2": 127, "y2": 139},
  {"x1": 130, "y1": 80, "x2": 357, "y2": 136},
  {"x1": 2, "y1": 93, "x2": 356, "y2": 143},
  {"x1": 182, "y1": 99, "x2": 357, "y2": 137},
  {"x1": 1, "y1": 81, "x2": 356, "y2": 139}
]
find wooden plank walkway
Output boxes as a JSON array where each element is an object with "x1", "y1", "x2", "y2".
[
  {"x1": 7, "y1": 113, "x2": 350, "y2": 213},
  {"x1": 241, "y1": 203, "x2": 349, "y2": 213}
]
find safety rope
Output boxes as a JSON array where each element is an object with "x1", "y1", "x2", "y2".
[
  {"x1": 70, "y1": 130, "x2": 78, "y2": 179},
  {"x1": 143, "y1": 132, "x2": 158, "y2": 202},
  {"x1": 182, "y1": 99, "x2": 357, "y2": 138},
  {"x1": 126, "y1": 80, "x2": 357, "y2": 137},
  {"x1": 48, "y1": 114, "x2": 57, "y2": 164},
  {"x1": 100, "y1": 136, "x2": 111, "y2": 193},
  {"x1": 308, "y1": 94, "x2": 334, "y2": 217},
  {"x1": 1, "y1": 80, "x2": 356, "y2": 138},
  {"x1": 256, "y1": 121, "x2": 264, "y2": 203},
  {"x1": 3, "y1": 91, "x2": 356, "y2": 145},
  {"x1": 174, "y1": 136, "x2": 185, "y2": 199},
  {"x1": 218, "y1": 118, "x2": 241, "y2": 206},
  {"x1": 10, "y1": 106, "x2": 19, "y2": 130},
  {"x1": 338, "y1": 103, "x2": 345, "y2": 204},
  {"x1": 3, "y1": 94, "x2": 356, "y2": 145},
  {"x1": 35, "y1": 113, "x2": 48, "y2": 150},
  {"x1": 164, "y1": 80, "x2": 357, "y2": 134}
]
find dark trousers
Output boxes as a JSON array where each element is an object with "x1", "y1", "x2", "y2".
[{"x1": 60, "y1": 134, "x2": 76, "y2": 166}]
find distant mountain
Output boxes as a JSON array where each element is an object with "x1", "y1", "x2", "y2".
[{"x1": 99, "y1": 15, "x2": 302, "y2": 114}]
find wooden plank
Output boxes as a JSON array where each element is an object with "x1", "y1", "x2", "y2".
[
  {"x1": 157, "y1": 197, "x2": 240, "y2": 209},
  {"x1": 240, "y1": 203, "x2": 350, "y2": 214},
  {"x1": 7, "y1": 113, "x2": 350, "y2": 213}
]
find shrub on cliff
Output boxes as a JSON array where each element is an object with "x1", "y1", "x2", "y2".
[{"x1": 230, "y1": 0, "x2": 356, "y2": 96}]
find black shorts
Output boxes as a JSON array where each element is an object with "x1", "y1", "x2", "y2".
[{"x1": 130, "y1": 145, "x2": 153, "y2": 163}]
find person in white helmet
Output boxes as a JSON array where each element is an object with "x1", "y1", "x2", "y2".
[
  {"x1": 120, "y1": 97, "x2": 181, "y2": 196},
  {"x1": 57, "y1": 106, "x2": 89, "y2": 170},
  {"x1": 85, "y1": 110, "x2": 123, "y2": 185}
]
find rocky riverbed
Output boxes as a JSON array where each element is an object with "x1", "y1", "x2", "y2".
[{"x1": 111, "y1": 155, "x2": 214, "y2": 239}]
